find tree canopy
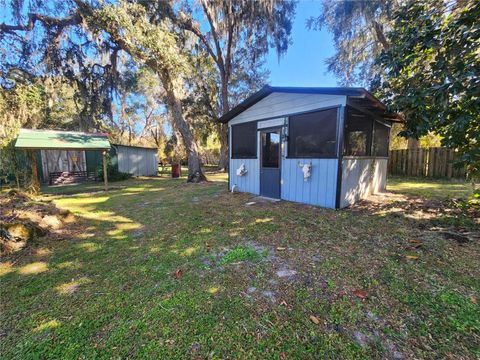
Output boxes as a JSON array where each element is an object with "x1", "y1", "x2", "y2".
[
  {"x1": 0, "y1": 0, "x2": 296, "y2": 182},
  {"x1": 307, "y1": 0, "x2": 397, "y2": 86},
  {"x1": 375, "y1": 0, "x2": 479, "y2": 174}
]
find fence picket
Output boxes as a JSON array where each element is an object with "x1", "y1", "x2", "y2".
[{"x1": 388, "y1": 147, "x2": 465, "y2": 179}]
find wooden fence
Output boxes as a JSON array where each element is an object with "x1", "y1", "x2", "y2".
[{"x1": 388, "y1": 147, "x2": 466, "y2": 178}]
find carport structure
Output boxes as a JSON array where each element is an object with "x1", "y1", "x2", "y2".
[{"x1": 15, "y1": 129, "x2": 111, "y2": 192}]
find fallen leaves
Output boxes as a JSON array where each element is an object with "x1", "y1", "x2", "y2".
[
  {"x1": 405, "y1": 255, "x2": 419, "y2": 260},
  {"x1": 408, "y1": 239, "x2": 424, "y2": 249},
  {"x1": 309, "y1": 315, "x2": 321, "y2": 325},
  {"x1": 173, "y1": 269, "x2": 183, "y2": 279},
  {"x1": 352, "y1": 289, "x2": 368, "y2": 299}
]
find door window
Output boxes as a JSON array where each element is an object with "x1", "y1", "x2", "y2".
[{"x1": 262, "y1": 131, "x2": 280, "y2": 168}]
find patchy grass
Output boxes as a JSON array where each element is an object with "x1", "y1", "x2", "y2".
[
  {"x1": 219, "y1": 246, "x2": 266, "y2": 265},
  {"x1": 1, "y1": 175, "x2": 479, "y2": 359},
  {"x1": 387, "y1": 176, "x2": 478, "y2": 231},
  {"x1": 387, "y1": 176, "x2": 474, "y2": 200}
]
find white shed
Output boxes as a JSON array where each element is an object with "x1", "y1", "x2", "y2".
[{"x1": 112, "y1": 144, "x2": 158, "y2": 177}]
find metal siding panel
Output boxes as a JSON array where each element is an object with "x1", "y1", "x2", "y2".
[
  {"x1": 140, "y1": 149, "x2": 146, "y2": 175},
  {"x1": 146, "y1": 151, "x2": 151, "y2": 175},
  {"x1": 117, "y1": 147, "x2": 124, "y2": 173},
  {"x1": 121, "y1": 147, "x2": 126, "y2": 173},
  {"x1": 151, "y1": 151, "x2": 157, "y2": 175},
  {"x1": 130, "y1": 148, "x2": 136, "y2": 175},
  {"x1": 118, "y1": 147, "x2": 125, "y2": 173}
]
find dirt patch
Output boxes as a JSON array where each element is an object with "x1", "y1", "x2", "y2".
[
  {"x1": 0, "y1": 190, "x2": 75, "y2": 255},
  {"x1": 348, "y1": 191, "x2": 479, "y2": 239}
]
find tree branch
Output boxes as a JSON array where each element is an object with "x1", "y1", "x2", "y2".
[
  {"x1": 372, "y1": 20, "x2": 389, "y2": 50},
  {"x1": 174, "y1": 11, "x2": 220, "y2": 68},
  {"x1": 0, "y1": 12, "x2": 80, "y2": 35},
  {"x1": 200, "y1": 0, "x2": 225, "y2": 73}
]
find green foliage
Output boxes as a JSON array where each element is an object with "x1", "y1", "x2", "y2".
[
  {"x1": 308, "y1": 0, "x2": 397, "y2": 86},
  {"x1": 96, "y1": 161, "x2": 132, "y2": 183},
  {"x1": 175, "y1": 0, "x2": 296, "y2": 113},
  {"x1": 375, "y1": 0, "x2": 480, "y2": 176},
  {"x1": 92, "y1": 2, "x2": 188, "y2": 78},
  {"x1": 219, "y1": 246, "x2": 264, "y2": 265},
  {"x1": 390, "y1": 123, "x2": 443, "y2": 150}
]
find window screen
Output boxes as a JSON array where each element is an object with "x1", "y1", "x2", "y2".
[
  {"x1": 288, "y1": 108, "x2": 338, "y2": 158},
  {"x1": 343, "y1": 108, "x2": 373, "y2": 156},
  {"x1": 373, "y1": 121, "x2": 390, "y2": 157},
  {"x1": 231, "y1": 122, "x2": 257, "y2": 158}
]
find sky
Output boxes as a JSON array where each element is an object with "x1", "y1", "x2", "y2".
[{"x1": 266, "y1": 0, "x2": 338, "y2": 87}]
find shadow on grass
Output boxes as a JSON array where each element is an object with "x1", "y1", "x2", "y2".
[{"x1": 1, "y1": 175, "x2": 479, "y2": 359}]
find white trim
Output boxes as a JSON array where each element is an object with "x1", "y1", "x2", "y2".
[{"x1": 258, "y1": 118, "x2": 285, "y2": 129}]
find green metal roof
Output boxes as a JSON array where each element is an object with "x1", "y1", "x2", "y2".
[{"x1": 15, "y1": 129, "x2": 111, "y2": 150}]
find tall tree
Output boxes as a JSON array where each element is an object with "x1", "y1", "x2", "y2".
[
  {"x1": 375, "y1": 0, "x2": 479, "y2": 176},
  {"x1": 0, "y1": 0, "x2": 208, "y2": 182},
  {"x1": 307, "y1": 0, "x2": 398, "y2": 86},
  {"x1": 84, "y1": 0, "x2": 207, "y2": 182},
  {"x1": 0, "y1": 1, "x2": 122, "y2": 131},
  {"x1": 171, "y1": 0, "x2": 296, "y2": 170}
]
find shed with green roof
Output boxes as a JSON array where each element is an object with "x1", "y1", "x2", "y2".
[{"x1": 14, "y1": 129, "x2": 111, "y2": 190}]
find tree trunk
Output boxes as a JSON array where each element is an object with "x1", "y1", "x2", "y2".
[
  {"x1": 28, "y1": 150, "x2": 40, "y2": 193},
  {"x1": 161, "y1": 71, "x2": 206, "y2": 183},
  {"x1": 218, "y1": 78, "x2": 230, "y2": 172},
  {"x1": 217, "y1": 123, "x2": 229, "y2": 171}
]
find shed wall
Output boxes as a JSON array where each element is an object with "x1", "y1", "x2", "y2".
[
  {"x1": 340, "y1": 158, "x2": 388, "y2": 208},
  {"x1": 281, "y1": 158, "x2": 338, "y2": 208},
  {"x1": 229, "y1": 92, "x2": 346, "y2": 125},
  {"x1": 229, "y1": 158, "x2": 260, "y2": 195},
  {"x1": 228, "y1": 93, "x2": 347, "y2": 208},
  {"x1": 116, "y1": 145, "x2": 157, "y2": 176},
  {"x1": 228, "y1": 121, "x2": 339, "y2": 208}
]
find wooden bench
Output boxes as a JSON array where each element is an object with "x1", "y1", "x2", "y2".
[{"x1": 49, "y1": 171, "x2": 99, "y2": 185}]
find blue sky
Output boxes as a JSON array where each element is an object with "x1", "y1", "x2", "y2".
[{"x1": 266, "y1": 0, "x2": 338, "y2": 87}]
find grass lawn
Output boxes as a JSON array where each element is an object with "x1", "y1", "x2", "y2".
[
  {"x1": 387, "y1": 176, "x2": 474, "y2": 200},
  {"x1": 1, "y1": 174, "x2": 479, "y2": 359}
]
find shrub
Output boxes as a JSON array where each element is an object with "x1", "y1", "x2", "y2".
[{"x1": 97, "y1": 162, "x2": 132, "y2": 182}]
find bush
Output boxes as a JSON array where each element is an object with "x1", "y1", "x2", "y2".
[{"x1": 97, "y1": 162, "x2": 132, "y2": 182}]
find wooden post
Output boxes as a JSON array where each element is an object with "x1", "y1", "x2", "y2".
[
  {"x1": 103, "y1": 150, "x2": 108, "y2": 191},
  {"x1": 28, "y1": 149, "x2": 40, "y2": 193}
]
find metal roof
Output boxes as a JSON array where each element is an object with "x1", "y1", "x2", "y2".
[
  {"x1": 15, "y1": 129, "x2": 111, "y2": 150},
  {"x1": 112, "y1": 143, "x2": 158, "y2": 151},
  {"x1": 218, "y1": 85, "x2": 401, "y2": 123}
]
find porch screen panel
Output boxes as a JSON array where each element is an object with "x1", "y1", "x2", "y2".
[
  {"x1": 231, "y1": 122, "x2": 257, "y2": 158},
  {"x1": 288, "y1": 108, "x2": 338, "y2": 158},
  {"x1": 373, "y1": 121, "x2": 390, "y2": 157},
  {"x1": 344, "y1": 108, "x2": 373, "y2": 156}
]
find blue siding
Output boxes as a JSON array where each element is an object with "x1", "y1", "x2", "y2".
[
  {"x1": 227, "y1": 92, "x2": 347, "y2": 208},
  {"x1": 229, "y1": 158, "x2": 260, "y2": 195},
  {"x1": 281, "y1": 158, "x2": 338, "y2": 208}
]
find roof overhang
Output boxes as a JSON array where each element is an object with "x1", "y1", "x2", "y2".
[
  {"x1": 14, "y1": 129, "x2": 111, "y2": 150},
  {"x1": 218, "y1": 85, "x2": 402, "y2": 123}
]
